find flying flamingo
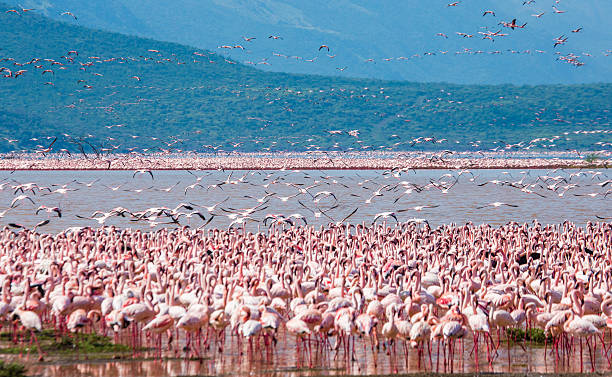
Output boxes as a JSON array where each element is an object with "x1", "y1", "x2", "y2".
[
  {"x1": 552, "y1": 6, "x2": 566, "y2": 14},
  {"x1": 60, "y1": 11, "x2": 77, "y2": 19}
]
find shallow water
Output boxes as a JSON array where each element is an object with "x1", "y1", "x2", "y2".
[
  {"x1": 18, "y1": 329, "x2": 612, "y2": 376},
  {"x1": 0, "y1": 168, "x2": 609, "y2": 233}
]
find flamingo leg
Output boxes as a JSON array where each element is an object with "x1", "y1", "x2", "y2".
[
  {"x1": 586, "y1": 336, "x2": 595, "y2": 372},
  {"x1": 474, "y1": 333, "x2": 479, "y2": 371},
  {"x1": 507, "y1": 327, "x2": 511, "y2": 367},
  {"x1": 580, "y1": 337, "x2": 583, "y2": 373},
  {"x1": 436, "y1": 339, "x2": 441, "y2": 373},
  {"x1": 32, "y1": 331, "x2": 44, "y2": 361},
  {"x1": 25, "y1": 331, "x2": 33, "y2": 361}
]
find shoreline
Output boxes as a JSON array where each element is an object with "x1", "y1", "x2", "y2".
[{"x1": 0, "y1": 153, "x2": 609, "y2": 170}]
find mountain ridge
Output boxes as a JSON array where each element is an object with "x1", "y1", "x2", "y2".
[{"x1": 0, "y1": 3, "x2": 610, "y2": 154}]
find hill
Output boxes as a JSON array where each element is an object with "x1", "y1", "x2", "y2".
[
  {"x1": 5, "y1": 0, "x2": 612, "y2": 84},
  {"x1": 0, "y1": 5, "x2": 610, "y2": 154}
]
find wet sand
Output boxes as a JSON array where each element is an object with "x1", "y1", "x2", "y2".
[{"x1": 0, "y1": 152, "x2": 608, "y2": 170}]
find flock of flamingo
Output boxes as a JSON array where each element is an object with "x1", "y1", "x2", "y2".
[
  {"x1": 0, "y1": 150, "x2": 610, "y2": 172},
  {"x1": 6, "y1": 0, "x2": 607, "y2": 71},
  {"x1": 217, "y1": 0, "x2": 600, "y2": 69},
  {"x1": 0, "y1": 0, "x2": 610, "y2": 376},
  {"x1": 0, "y1": 165, "x2": 607, "y2": 375},
  {"x1": 0, "y1": 166, "x2": 610, "y2": 231},
  {"x1": 0, "y1": 219, "x2": 610, "y2": 373}
]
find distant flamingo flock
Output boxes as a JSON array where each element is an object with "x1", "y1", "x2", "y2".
[
  {"x1": 0, "y1": 152, "x2": 608, "y2": 172},
  {"x1": 0, "y1": 220, "x2": 610, "y2": 373}
]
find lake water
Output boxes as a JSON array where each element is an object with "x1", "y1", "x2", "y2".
[
  {"x1": 0, "y1": 168, "x2": 609, "y2": 233},
  {"x1": 19, "y1": 330, "x2": 612, "y2": 376}
]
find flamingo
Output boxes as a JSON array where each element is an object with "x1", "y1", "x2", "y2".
[
  {"x1": 143, "y1": 314, "x2": 174, "y2": 358},
  {"x1": 60, "y1": 11, "x2": 77, "y2": 19},
  {"x1": 286, "y1": 317, "x2": 312, "y2": 367},
  {"x1": 176, "y1": 311, "x2": 205, "y2": 358},
  {"x1": 335, "y1": 307, "x2": 357, "y2": 361},
  {"x1": 409, "y1": 312, "x2": 432, "y2": 369},
  {"x1": 239, "y1": 306, "x2": 263, "y2": 358},
  {"x1": 564, "y1": 312, "x2": 600, "y2": 372},
  {"x1": 11, "y1": 309, "x2": 45, "y2": 361},
  {"x1": 552, "y1": 6, "x2": 566, "y2": 14},
  {"x1": 488, "y1": 303, "x2": 516, "y2": 364},
  {"x1": 467, "y1": 295, "x2": 493, "y2": 367}
]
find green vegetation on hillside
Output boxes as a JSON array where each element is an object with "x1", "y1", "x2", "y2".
[{"x1": 0, "y1": 4, "x2": 610, "y2": 154}]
